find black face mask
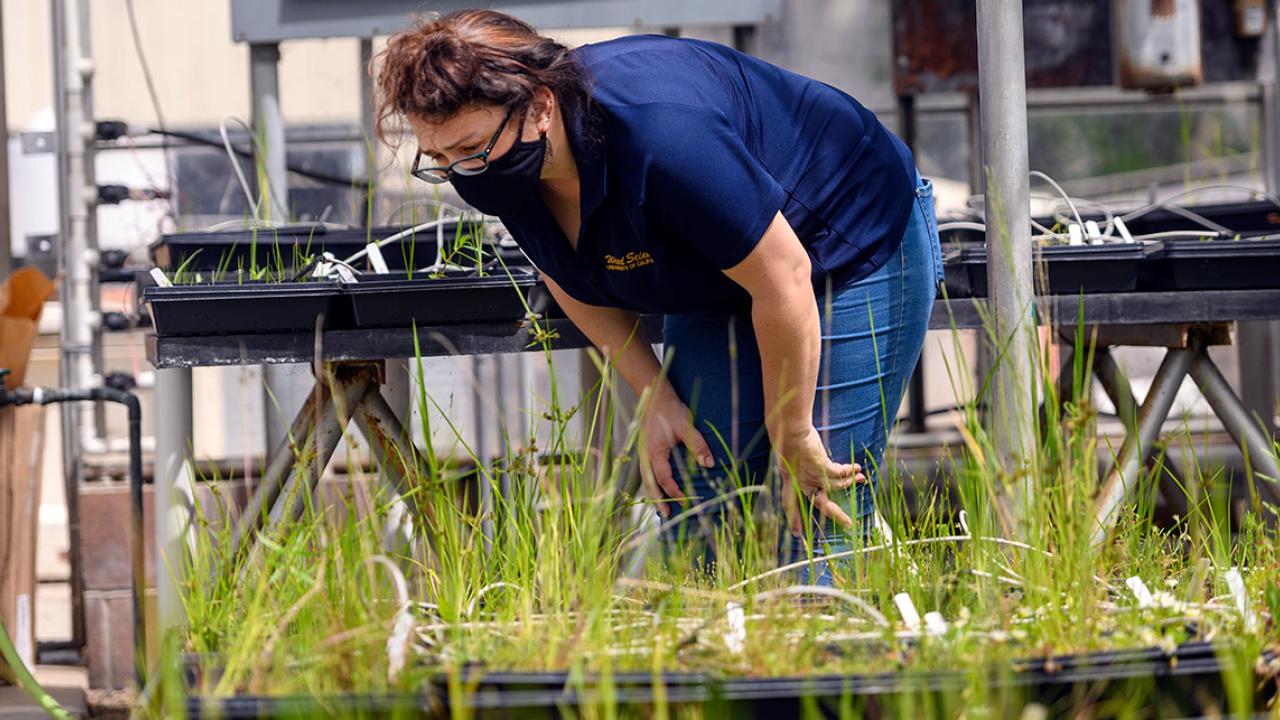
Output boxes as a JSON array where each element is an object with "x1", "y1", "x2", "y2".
[{"x1": 450, "y1": 120, "x2": 547, "y2": 216}]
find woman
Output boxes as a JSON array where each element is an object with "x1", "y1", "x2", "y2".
[{"x1": 374, "y1": 10, "x2": 943, "y2": 576}]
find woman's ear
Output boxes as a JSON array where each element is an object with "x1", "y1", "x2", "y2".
[{"x1": 531, "y1": 86, "x2": 556, "y2": 134}]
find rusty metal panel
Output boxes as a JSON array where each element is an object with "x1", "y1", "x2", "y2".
[
  {"x1": 892, "y1": 0, "x2": 1113, "y2": 94},
  {"x1": 893, "y1": 0, "x2": 1259, "y2": 95}
]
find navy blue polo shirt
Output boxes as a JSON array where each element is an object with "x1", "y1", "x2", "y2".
[{"x1": 498, "y1": 34, "x2": 916, "y2": 314}]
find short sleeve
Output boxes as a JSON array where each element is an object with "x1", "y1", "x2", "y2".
[{"x1": 636, "y1": 103, "x2": 788, "y2": 270}]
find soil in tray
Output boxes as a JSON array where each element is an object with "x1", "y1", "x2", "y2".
[
  {"x1": 1139, "y1": 237, "x2": 1280, "y2": 291},
  {"x1": 149, "y1": 222, "x2": 498, "y2": 273},
  {"x1": 143, "y1": 281, "x2": 351, "y2": 336},
  {"x1": 943, "y1": 243, "x2": 1146, "y2": 298}
]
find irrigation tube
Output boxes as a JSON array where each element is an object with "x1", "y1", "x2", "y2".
[{"x1": 0, "y1": 384, "x2": 147, "y2": 689}]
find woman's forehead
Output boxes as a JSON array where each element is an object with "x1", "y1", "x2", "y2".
[{"x1": 411, "y1": 105, "x2": 503, "y2": 152}]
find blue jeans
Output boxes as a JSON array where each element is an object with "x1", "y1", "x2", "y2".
[{"x1": 659, "y1": 172, "x2": 942, "y2": 583}]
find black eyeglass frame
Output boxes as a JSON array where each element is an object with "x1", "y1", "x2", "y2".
[{"x1": 411, "y1": 105, "x2": 518, "y2": 185}]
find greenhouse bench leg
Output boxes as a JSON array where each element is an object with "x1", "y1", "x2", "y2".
[{"x1": 1091, "y1": 339, "x2": 1199, "y2": 548}]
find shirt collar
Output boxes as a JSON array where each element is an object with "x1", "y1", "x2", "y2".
[{"x1": 566, "y1": 104, "x2": 608, "y2": 220}]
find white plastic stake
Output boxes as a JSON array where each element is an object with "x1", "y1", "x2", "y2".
[
  {"x1": 1224, "y1": 567, "x2": 1257, "y2": 630},
  {"x1": 1085, "y1": 220, "x2": 1103, "y2": 243},
  {"x1": 923, "y1": 611, "x2": 948, "y2": 636},
  {"x1": 335, "y1": 264, "x2": 357, "y2": 284},
  {"x1": 1125, "y1": 576, "x2": 1154, "y2": 608},
  {"x1": 1067, "y1": 223, "x2": 1084, "y2": 246},
  {"x1": 723, "y1": 601, "x2": 746, "y2": 654},
  {"x1": 1114, "y1": 217, "x2": 1136, "y2": 243},
  {"x1": 893, "y1": 593, "x2": 922, "y2": 632},
  {"x1": 149, "y1": 267, "x2": 172, "y2": 288},
  {"x1": 366, "y1": 242, "x2": 390, "y2": 274}
]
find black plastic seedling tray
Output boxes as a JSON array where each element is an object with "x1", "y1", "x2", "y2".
[
  {"x1": 149, "y1": 222, "x2": 491, "y2": 272},
  {"x1": 938, "y1": 199, "x2": 1280, "y2": 245},
  {"x1": 183, "y1": 642, "x2": 1273, "y2": 719},
  {"x1": 345, "y1": 269, "x2": 545, "y2": 329},
  {"x1": 1139, "y1": 237, "x2": 1280, "y2": 291},
  {"x1": 143, "y1": 281, "x2": 350, "y2": 336},
  {"x1": 144, "y1": 270, "x2": 556, "y2": 337},
  {"x1": 944, "y1": 243, "x2": 1146, "y2": 298}
]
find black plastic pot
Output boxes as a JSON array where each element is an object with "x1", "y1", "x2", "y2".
[
  {"x1": 183, "y1": 642, "x2": 1273, "y2": 719},
  {"x1": 344, "y1": 269, "x2": 548, "y2": 329},
  {"x1": 944, "y1": 243, "x2": 1147, "y2": 298},
  {"x1": 149, "y1": 222, "x2": 492, "y2": 273},
  {"x1": 1139, "y1": 238, "x2": 1280, "y2": 291},
  {"x1": 143, "y1": 281, "x2": 349, "y2": 336}
]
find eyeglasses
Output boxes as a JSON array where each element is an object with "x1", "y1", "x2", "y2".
[{"x1": 411, "y1": 105, "x2": 517, "y2": 185}]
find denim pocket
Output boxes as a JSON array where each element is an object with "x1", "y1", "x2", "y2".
[{"x1": 915, "y1": 176, "x2": 945, "y2": 285}]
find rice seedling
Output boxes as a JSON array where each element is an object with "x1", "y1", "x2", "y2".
[{"x1": 142, "y1": 255, "x2": 1279, "y2": 717}]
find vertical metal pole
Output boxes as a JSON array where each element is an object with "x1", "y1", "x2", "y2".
[
  {"x1": 50, "y1": 0, "x2": 88, "y2": 649},
  {"x1": 1263, "y1": 0, "x2": 1280, "y2": 194},
  {"x1": 1243, "y1": 0, "x2": 1280, "y2": 439},
  {"x1": 154, "y1": 367, "x2": 193, "y2": 634},
  {"x1": 249, "y1": 42, "x2": 288, "y2": 223},
  {"x1": 732, "y1": 25, "x2": 758, "y2": 55},
  {"x1": 976, "y1": 0, "x2": 1036, "y2": 525},
  {"x1": 77, "y1": 0, "x2": 107, "y2": 448},
  {"x1": 359, "y1": 37, "x2": 377, "y2": 227},
  {"x1": 898, "y1": 94, "x2": 927, "y2": 434},
  {"x1": 250, "y1": 43, "x2": 305, "y2": 452}
]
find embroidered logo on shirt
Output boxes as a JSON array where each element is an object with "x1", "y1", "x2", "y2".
[{"x1": 604, "y1": 251, "x2": 654, "y2": 271}]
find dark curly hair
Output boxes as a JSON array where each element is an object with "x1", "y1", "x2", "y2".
[{"x1": 371, "y1": 9, "x2": 592, "y2": 148}]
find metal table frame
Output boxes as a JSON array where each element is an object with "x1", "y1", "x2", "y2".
[{"x1": 146, "y1": 288, "x2": 1280, "y2": 639}]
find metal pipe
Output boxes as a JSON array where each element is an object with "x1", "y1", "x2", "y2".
[
  {"x1": 1188, "y1": 352, "x2": 1280, "y2": 506},
  {"x1": 1093, "y1": 347, "x2": 1139, "y2": 431},
  {"x1": 1091, "y1": 344, "x2": 1198, "y2": 548},
  {"x1": 976, "y1": 0, "x2": 1036, "y2": 528},
  {"x1": 49, "y1": 0, "x2": 87, "y2": 653},
  {"x1": 2, "y1": 385, "x2": 146, "y2": 686},
  {"x1": 77, "y1": 0, "x2": 106, "y2": 449},
  {"x1": 359, "y1": 37, "x2": 377, "y2": 226},
  {"x1": 153, "y1": 367, "x2": 193, "y2": 634},
  {"x1": 250, "y1": 42, "x2": 308, "y2": 454},
  {"x1": 1262, "y1": 0, "x2": 1280, "y2": 194},
  {"x1": 898, "y1": 93, "x2": 927, "y2": 435}
]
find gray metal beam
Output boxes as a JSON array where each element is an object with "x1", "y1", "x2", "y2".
[
  {"x1": 1188, "y1": 352, "x2": 1280, "y2": 506},
  {"x1": 230, "y1": 0, "x2": 782, "y2": 43},
  {"x1": 1091, "y1": 343, "x2": 1198, "y2": 548},
  {"x1": 976, "y1": 0, "x2": 1036, "y2": 527}
]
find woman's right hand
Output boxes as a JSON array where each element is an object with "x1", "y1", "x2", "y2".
[{"x1": 638, "y1": 385, "x2": 715, "y2": 517}]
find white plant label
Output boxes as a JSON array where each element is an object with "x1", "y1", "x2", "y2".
[
  {"x1": 366, "y1": 242, "x2": 391, "y2": 274},
  {"x1": 16, "y1": 594, "x2": 33, "y2": 668},
  {"x1": 1125, "y1": 576, "x2": 1154, "y2": 608},
  {"x1": 723, "y1": 602, "x2": 746, "y2": 654},
  {"x1": 894, "y1": 593, "x2": 922, "y2": 632}
]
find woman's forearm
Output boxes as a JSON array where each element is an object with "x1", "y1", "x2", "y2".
[
  {"x1": 752, "y1": 287, "x2": 821, "y2": 449},
  {"x1": 541, "y1": 277, "x2": 671, "y2": 402}
]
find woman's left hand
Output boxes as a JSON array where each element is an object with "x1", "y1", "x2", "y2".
[{"x1": 775, "y1": 426, "x2": 865, "y2": 536}]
